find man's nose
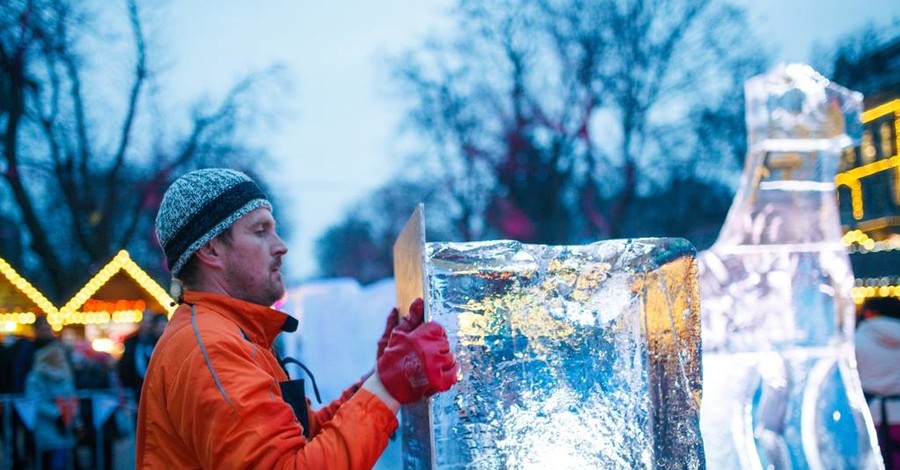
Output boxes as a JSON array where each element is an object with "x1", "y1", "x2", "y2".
[{"x1": 273, "y1": 233, "x2": 288, "y2": 256}]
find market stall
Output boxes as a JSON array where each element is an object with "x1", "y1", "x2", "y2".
[
  {"x1": 52, "y1": 250, "x2": 175, "y2": 355},
  {"x1": 0, "y1": 256, "x2": 56, "y2": 336}
]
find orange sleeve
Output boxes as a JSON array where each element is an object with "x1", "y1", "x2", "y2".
[
  {"x1": 169, "y1": 337, "x2": 397, "y2": 469},
  {"x1": 307, "y1": 378, "x2": 366, "y2": 437}
]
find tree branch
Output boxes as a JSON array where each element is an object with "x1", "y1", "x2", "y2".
[
  {"x1": 1, "y1": 35, "x2": 65, "y2": 295},
  {"x1": 105, "y1": 0, "x2": 146, "y2": 209}
]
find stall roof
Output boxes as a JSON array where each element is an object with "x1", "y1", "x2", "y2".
[
  {"x1": 0, "y1": 256, "x2": 57, "y2": 317},
  {"x1": 51, "y1": 250, "x2": 175, "y2": 327}
]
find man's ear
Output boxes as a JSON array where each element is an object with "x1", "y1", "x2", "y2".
[{"x1": 194, "y1": 240, "x2": 225, "y2": 269}]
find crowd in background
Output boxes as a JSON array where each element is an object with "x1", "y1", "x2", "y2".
[
  {"x1": 0, "y1": 298, "x2": 898, "y2": 468},
  {"x1": 0, "y1": 312, "x2": 167, "y2": 469}
]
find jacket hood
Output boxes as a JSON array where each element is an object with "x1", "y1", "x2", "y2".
[
  {"x1": 33, "y1": 345, "x2": 73, "y2": 383},
  {"x1": 858, "y1": 316, "x2": 900, "y2": 349}
]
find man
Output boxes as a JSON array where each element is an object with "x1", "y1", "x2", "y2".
[{"x1": 136, "y1": 168, "x2": 458, "y2": 468}]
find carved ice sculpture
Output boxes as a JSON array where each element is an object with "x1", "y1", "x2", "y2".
[
  {"x1": 394, "y1": 207, "x2": 705, "y2": 469},
  {"x1": 698, "y1": 64, "x2": 882, "y2": 469}
]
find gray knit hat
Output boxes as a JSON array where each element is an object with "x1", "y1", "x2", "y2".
[{"x1": 155, "y1": 168, "x2": 272, "y2": 277}]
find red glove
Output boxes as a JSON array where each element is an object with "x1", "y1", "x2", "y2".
[
  {"x1": 376, "y1": 308, "x2": 400, "y2": 360},
  {"x1": 376, "y1": 298, "x2": 426, "y2": 359},
  {"x1": 377, "y1": 321, "x2": 458, "y2": 404}
]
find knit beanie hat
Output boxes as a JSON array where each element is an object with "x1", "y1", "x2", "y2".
[{"x1": 155, "y1": 168, "x2": 272, "y2": 277}]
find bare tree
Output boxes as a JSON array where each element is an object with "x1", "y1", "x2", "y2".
[
  {"x1": 315, "y1": 179, "x2": 457, "y2": 283},
  {"x1": 0, "y1": 0, "x2": 283, "y2": 300},
  {"x1": 316, "y1": 0, "x2": 769, "y2": 282},
  {"x1": 391, "y1": 0, "x2": 766, "y2": 241},
  {"x1": 813, "y1": 19, "x2": 900, "y2": 106}
]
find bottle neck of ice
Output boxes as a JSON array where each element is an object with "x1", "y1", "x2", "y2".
[
  {"x1": 713, "y1": 65, "x2": 862, "y2": 249},
  {"x1": 714, "y1": 143, "x2": 845, "y2": 248}
]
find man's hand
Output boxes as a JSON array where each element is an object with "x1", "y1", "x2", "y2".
[
  {"x1": 376, "y1": 322, "x2": 458, "y2": 404},
  {"x1": 376, "y1": 298, "x2": 426, "y2": 359}
]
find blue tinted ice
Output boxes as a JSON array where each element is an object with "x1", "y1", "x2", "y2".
[
  {"x1": 412, "y1": 238, "x2": 704, "y2": 469},
  {"x1": 699, "y1": 64, "x2": 882, "y2": 469}
]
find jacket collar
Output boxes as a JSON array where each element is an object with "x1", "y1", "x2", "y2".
[{"x1": 181, "y1": 290, "x2": 298, "y2": 348}]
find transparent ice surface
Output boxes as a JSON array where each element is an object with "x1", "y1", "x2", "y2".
[
  {"x1": 698, "y1": 64, "x2": 882, "y2": 469},
  {"x1": 416, "y1": 238, "x2": 704, "y2": 469}
]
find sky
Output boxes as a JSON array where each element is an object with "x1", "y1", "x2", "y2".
[{"x1": 159, "y1": 0, "x2": 900, "y2": 283}]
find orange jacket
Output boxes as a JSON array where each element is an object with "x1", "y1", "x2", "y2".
[{"x1": 135, "y1": 291, "x2": 397, "y2": 469}]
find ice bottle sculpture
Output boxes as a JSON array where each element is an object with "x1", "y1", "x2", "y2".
[
  {"x1": 698, "y1": 64, "x2": 882, "y2": 469},
  {"x1": 395, "y1": 206, "x2": 705, "y2": 469}
]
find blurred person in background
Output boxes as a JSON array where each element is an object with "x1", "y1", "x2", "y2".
[
  {"x1": 856, "y1": 296, "x2": 900, "y2": 468},
  {"x1": 0, "y1": 333, "x2": 11, "y2": 391},
  {"x1": 25, "y1": 343, "x2": 82, "y2": 470},
  {"x1": 72, "y1": 341, "x2": 119, "y2": 470},
  {"x1": 0, "y1": 333, "x2": 11, "y2": 464},
  {"x1": 8, "y1": 315, "x2": 58, "y2": 393},
  {"x1": 118, "y1": 312, "x2": 168, "y2": 403},
  {"x1": 5, "y1": 315, "x2": 60, "y2": 468},
  {"x1": 137, "y1": 168, "x2": 458, "y2": 468}
]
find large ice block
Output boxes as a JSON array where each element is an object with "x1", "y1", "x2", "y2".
[
  {"x1": 699, "y1": 64, "x2": 882, "y2": 469},
  {"x1": 407, "y1": 238, "x2": 704, "y2": 469}
]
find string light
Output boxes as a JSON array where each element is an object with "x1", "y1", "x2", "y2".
[
  {"x1": 838, "y1": 101, "x2": 899, "y2": 302},
  {"x1": 836, "y1": 99, "x2": 900, "y2": 220},
  {"x1": 843, "y1": 229, "x2": 900, "y2": 253},
  {"x1": 852, "y1": 276, "x2": 900, "y2": 304},
  {"x1": 0, "y1": 257, "x2": 58, "y2": 316},
  {"x1": 0, "y1": 312, "x2": 35, "y2": 325},
  {"x1": 836, "y1": 155, "x2": 900, "y2": 186},
  {"x1": 895, "y1": 113, "x2": 900, "y2": 204},
  {"x1": 54, "y1": 250, "x2": 175, "y2": 327},
  {"x1": 850, "y1": 181, "x2": 864, "y2": 219},
  {"x1": 2, "y1": 251, "x2": 172, "y2": 327},
  {"x1": 860, "y1": 99, "x2": 900, "y2": 123},
  {"x1": 91, "y1": 338, "x2": 114, "y2": 353},
  {"x1": 852, "y1": 285, "x2": 900, "y2": 304}
]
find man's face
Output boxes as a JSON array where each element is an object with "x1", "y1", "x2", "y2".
[{"x1": 216, "y1": 207, "x2": 288, "y2": 307}]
